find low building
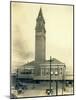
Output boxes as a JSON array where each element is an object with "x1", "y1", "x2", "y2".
[{"x1": 17, "y1": 58, "x2": 66, "y2": 81}]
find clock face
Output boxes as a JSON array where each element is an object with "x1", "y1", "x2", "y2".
[{"x1": 37, "y1": 20, "x2": 42, "y2": 26}]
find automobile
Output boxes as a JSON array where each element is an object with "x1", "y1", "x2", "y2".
[
  {"x1": 15, "y1": 81, "x2": 28, "y2": 90},
  {"x1": 17, "y1": 88, "x2": 23, "y2": 94},
  {"x1": 11, "y1": 93, "x2": 17, "y2": 99},
  {"x1": 46, "y1": 88, "x2": 53, "y2": 95},
  {"x1": 19, "y1": 82, "x2": 28, "y2": 90},
  {"x1": 11, "y1": 86, "x2": 17, "y2": 94}
]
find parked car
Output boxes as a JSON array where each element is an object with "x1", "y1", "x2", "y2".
[
  {"x1": 15, "y1": 81, "x2": 28, "y2": 90},
  {"x1": 11, "y1": 86, "x2": 17, "y2": 95},
  {"x1": 19, "y1": 82, "x2": 28, "y2": 90},
  {"x1": 17, "y1": 88, "x2": 23, "y2": 94},
  {"x1": 11, "y1": 93, "x2": 17, "y2": 99}
]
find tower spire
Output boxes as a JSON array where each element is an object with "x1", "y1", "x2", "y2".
[
  {"x1": 37, "y1": 8, "x2": 45, "y2": 24},
  {"x1": 38, "y1": 7, "x2": 43, "y2": 17},
  {"x1": 35, "y1": 8, "x2": 46, "y2": 33}
]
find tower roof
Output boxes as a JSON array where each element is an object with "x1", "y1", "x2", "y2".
[
  {"x1": 38, "y1": 8, "x2": 43, "y2": 17},
  {"x1": 37, "y1": 8, "x2": 45, "y2": 23}
]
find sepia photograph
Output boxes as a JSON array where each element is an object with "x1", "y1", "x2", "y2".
[{"x1": 10, "y1": 1, "x2": 74, "y2": 99}]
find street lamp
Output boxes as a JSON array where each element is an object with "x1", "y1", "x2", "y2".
[{"x1": 49, "y1": 56, "x2": 53, "y2": 95}]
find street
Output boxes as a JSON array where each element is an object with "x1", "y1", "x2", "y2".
[{"x1": 11, "y1": 81, "x2": 73, "y2": 98}]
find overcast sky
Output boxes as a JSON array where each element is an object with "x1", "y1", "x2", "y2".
[{"x1": 11, "y1": 2, "x2": 73, "y2": 72}]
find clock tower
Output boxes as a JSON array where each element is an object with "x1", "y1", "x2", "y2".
[{"x1": 35, "y1": 8, "x2": 46, "y2": 63}]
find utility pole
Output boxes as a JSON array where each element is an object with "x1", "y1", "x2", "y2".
[
  {"x1": 62, "y1": 67, "x2": 64, "y2": 95},
  {"x1": 16, "y1": 69, "x2": 18, "y2": 81},
  {"x1": 50, "y1": 56, "x2": 51, "y2": 93},
  {"x1": 56, "y1": 78, "x2": 58, "y2": 96}
]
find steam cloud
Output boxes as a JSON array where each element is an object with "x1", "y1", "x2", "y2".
[{"x1": 12, "y1": 25, "x2": 34, "y2": 69}]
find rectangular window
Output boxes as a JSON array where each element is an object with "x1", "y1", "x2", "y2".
[{"x1": 46, "y1": 68, "x2": 49, "y2": 75}]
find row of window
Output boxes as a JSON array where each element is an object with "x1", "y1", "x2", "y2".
[
  {"x1": 19, "y1": 68, "x2": 63, "y2": 76},
  {"x1": 41, "y1": 68, "x2": 63, "y2": 76}
]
